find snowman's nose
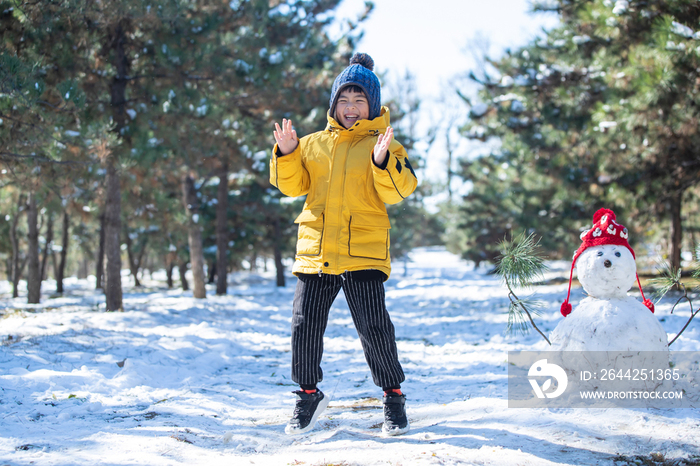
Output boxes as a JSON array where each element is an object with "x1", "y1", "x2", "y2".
[{"x1": 604, "y1": 259, "x2": 612, "y2": 268}]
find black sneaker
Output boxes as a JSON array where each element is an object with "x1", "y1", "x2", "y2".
[
  {"x1": 382, "y1": 392, "x2": 409, "y2": 436},
  {"x1": 285, "y1": 390, "x2": 329, "y2": 435}
]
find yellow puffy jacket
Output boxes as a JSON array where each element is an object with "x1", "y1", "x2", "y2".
[{"x1": 269, "y1": 107, "x2": 417, "y2": 279}]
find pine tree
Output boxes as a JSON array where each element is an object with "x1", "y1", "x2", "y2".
[
  {"x1": 1, "y1": 1, "x2": 92, "y2": 303},
  {"x1": 148, "y1": 0, "x2": 356, "y2": 291},
  {"x1": 2, "y1": 0, "x2": 366, "y2": 300},
  {"x1": 452, "y1": 0, "x2": 700, "y2": 266}
]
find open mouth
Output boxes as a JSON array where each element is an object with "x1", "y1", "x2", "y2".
[{"x1": 344, "y1": 114, "x2": 359, "y2": 124}]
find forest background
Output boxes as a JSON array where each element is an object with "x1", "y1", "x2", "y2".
[{"x1": 1, "y1": 0, "x2": 699, "y2": 309}]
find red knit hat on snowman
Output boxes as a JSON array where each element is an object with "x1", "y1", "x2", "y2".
[{"x1": 560, "y1": 208, "x2": 654, "y2": 317}]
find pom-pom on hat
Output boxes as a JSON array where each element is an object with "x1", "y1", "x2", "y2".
[
  {"x1": 560, "y1": 208, "x2": 654, "y2": 317},
  {"x1": 329, "y1": 53, "x2": 381, "y2": 121}
]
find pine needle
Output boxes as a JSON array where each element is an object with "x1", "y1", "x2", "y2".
[
  {"x1": 649, "y1": 260, "x2": 682, "y2": 301},
  {"x1": 507, "y1": 296, "x2": 545, "y2": 335},
  {"x1": 495, "y1": 232, "x2": 548, "y2": 289},
  {"x1": 693, "y1": 244, "x2": 700, "y2": 281},
  {"x1": 495, "y1": 232, "x2": 551, "y2": 344},
  {"x1": 649, "y1": 256, "x2": 699, "y2": 346}
]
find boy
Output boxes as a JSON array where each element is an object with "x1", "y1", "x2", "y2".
[{"x1": 270, "y1": 53, "x2": 418, "y2": 436}]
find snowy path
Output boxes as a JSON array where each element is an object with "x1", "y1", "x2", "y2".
[{"x1": 1, "y1": 248, "x2": 699, "y2": 465}]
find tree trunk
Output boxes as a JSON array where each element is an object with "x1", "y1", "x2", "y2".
[
  {"x1": 166, "y1": 263, "x2": 174, "y2": 288},
  {"x1": 273, "y1": 218, "x2": 285, "y2": 287},
  {"x1": 250, "y1": 250, "x2": 258, "y2": 272},
  {"x1": 166, "y1": 259, "x2": 174, "y2": 288},
  {"x1": 10, "y1": 193, "x2": 25, "y2": 298},
  {"x1": 178, "y1": 260, "x2": 189, "y2": 291},
  {"x1": 208, "y1": 260, "x2": 216, "y2": 284},
  {"x1": 56, "y1": 210, "x2": 69, "y2": 294},
  {"x1": 183, "y1": 175, "x2": 206, "y2": 298},
  {"x1": 51, "y1": 252, "x2": 59, "y2": 283},
  {"x1": 40, "y1": 212, "x2": 54, "y2": 280},
  {"x1": 78, "y1": 241, "x2": 92, "y2": 280},
  {"x1": 445, "y1": 129, "x2": 454, "y2": 203},
  {"x1": 216, "y1": 158, "x2": 229, "y2": 295},
  {"x1": 124, "y1": 224, "x2": 142, "y2": 287},
  {"x1": 104, "y1": 159, "x2": 123, "y2": 310},
  {"x1": 165, "y1": 250, "x2": 176, "y2": 288},
  {"x1": 669, "y1": 191, "x2": 683, "y2": 273},
  {"x1": 78, "y1": 254, "x2": 88, "y2": 280},
  {"x1": 96, "y1": 212, "x2": 106, "y2": 289},
  {"x1": 26, "y1": 192, "x2": 41, "y2": 304},
  {"x1": 137, "y1": 243, "x2": 148, "y2": 284},
  {"x1": 16, "y1": 256, "x2": 28, "y2": 290},
  {"x1": 103, "y1": 21, "x2": 129, "y2": 311}
]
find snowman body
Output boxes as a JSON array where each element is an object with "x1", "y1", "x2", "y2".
[{"x1": 550, "y1": 244, "x2": 668, "y2": 352}]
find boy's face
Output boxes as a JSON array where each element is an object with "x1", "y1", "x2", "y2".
[{"x1": 334, "y1": 88, "x2": 370, "y2": 129}]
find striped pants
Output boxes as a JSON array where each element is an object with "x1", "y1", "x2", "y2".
[{"x1": 291, "y1": 271, "x2": 405, "y2": 389}]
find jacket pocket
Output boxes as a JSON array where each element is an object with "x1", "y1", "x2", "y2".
[
  {"x1": 348, "y1": 211, "x2": 391, "y2": 260},
  {"x1": 294, "y1": 210, "x2": 324, "y2": 256}
]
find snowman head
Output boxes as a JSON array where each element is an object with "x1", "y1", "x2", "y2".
[
  {"x1": 560, "y1": 208, "x2": 654, "y2": 316},
  {"x1": 575, "y1": 244, "x2": 637, "y2": 299}
]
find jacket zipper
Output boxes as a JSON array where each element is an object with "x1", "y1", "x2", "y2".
[
  {"x1": 336, "y1": 132, "x2": 354, "y2": 271},
  {"x1": 323, "y1": 129, "x2": 339, "y2": 272}
]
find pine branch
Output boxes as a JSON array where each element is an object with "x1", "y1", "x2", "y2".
[
  {"x1": 496, "y1": 232, "x2": 548, "y2": 289},
  {"x1": 0, "y1": 113, "x2": 78, "y2": 146},
  {"x1": 495, "y1": 232, "x2": 551, "y2": 345},
  {"x1": 649, "y1": 261, "x2": 682, "y2": 302},
  {"x1": 649, "y1": 257, "x2": 699, "y2": 347},
  {"x1": 0, "y1": 152, "x2": 92, "y2": 165}
]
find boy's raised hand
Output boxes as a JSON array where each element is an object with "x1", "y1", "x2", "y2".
[
  {"x1": 372, "y1": 127, "x2": 393, "y2": 166},
  {"x1": 273, "y1": 118, "x2": 298, "y2": 155}
]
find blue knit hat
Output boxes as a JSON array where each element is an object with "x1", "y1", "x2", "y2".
[{"x1": 329, "y1": 53, "x2": 381, "y2": 120}]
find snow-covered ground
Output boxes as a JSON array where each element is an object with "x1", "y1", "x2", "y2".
[{"x1": 1, "y1": 247, "x2": 699, "y2": 466}]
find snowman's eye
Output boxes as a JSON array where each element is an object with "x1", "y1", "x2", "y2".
[
  {"x1": 597, "y1": 251, "x2": 603, "y2": 256},
  {"x1": 615, "y1": 251, "x2": 621, "y2": 257}
]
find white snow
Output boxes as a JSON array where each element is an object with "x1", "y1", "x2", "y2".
[
  {"x1": 492, "y1": 93, "x2": 523, "y2": 104},
  {"x1": 612, "y1": 0, "x2": 628, "y2": 15},
  {"x1": 532, "y1": 0, "x2": 559, "y2": 10},
  {"x1": 510, "y1": 100, "x2": 525, "y2": 113},
  {"x1": 671, "y1": 21, "x2": 694, "y2": 38},
  {"x1": 598, "y1": 121, "x2": 618, "y2": 129},
  {"x1": 470, "y1": 103, "x2": 489, "y2": 118},
  {"x1": 268, "y1": 51, "x2": 283, "y2": 65},
  {"x1": 499, "y1": 76, "x2": 514, "y2": 87},
  {"x1": 1, "y1": 247, "x2": 699, "y2": 465}
]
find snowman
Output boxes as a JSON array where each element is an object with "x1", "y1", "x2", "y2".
[{"x1": 550, "y1": 208, "x2": 668, "y2": 353}]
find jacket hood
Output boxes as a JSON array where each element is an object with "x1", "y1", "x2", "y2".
[{"x1": 326, "y1": 106, "x2": 391, "y2": 134}]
